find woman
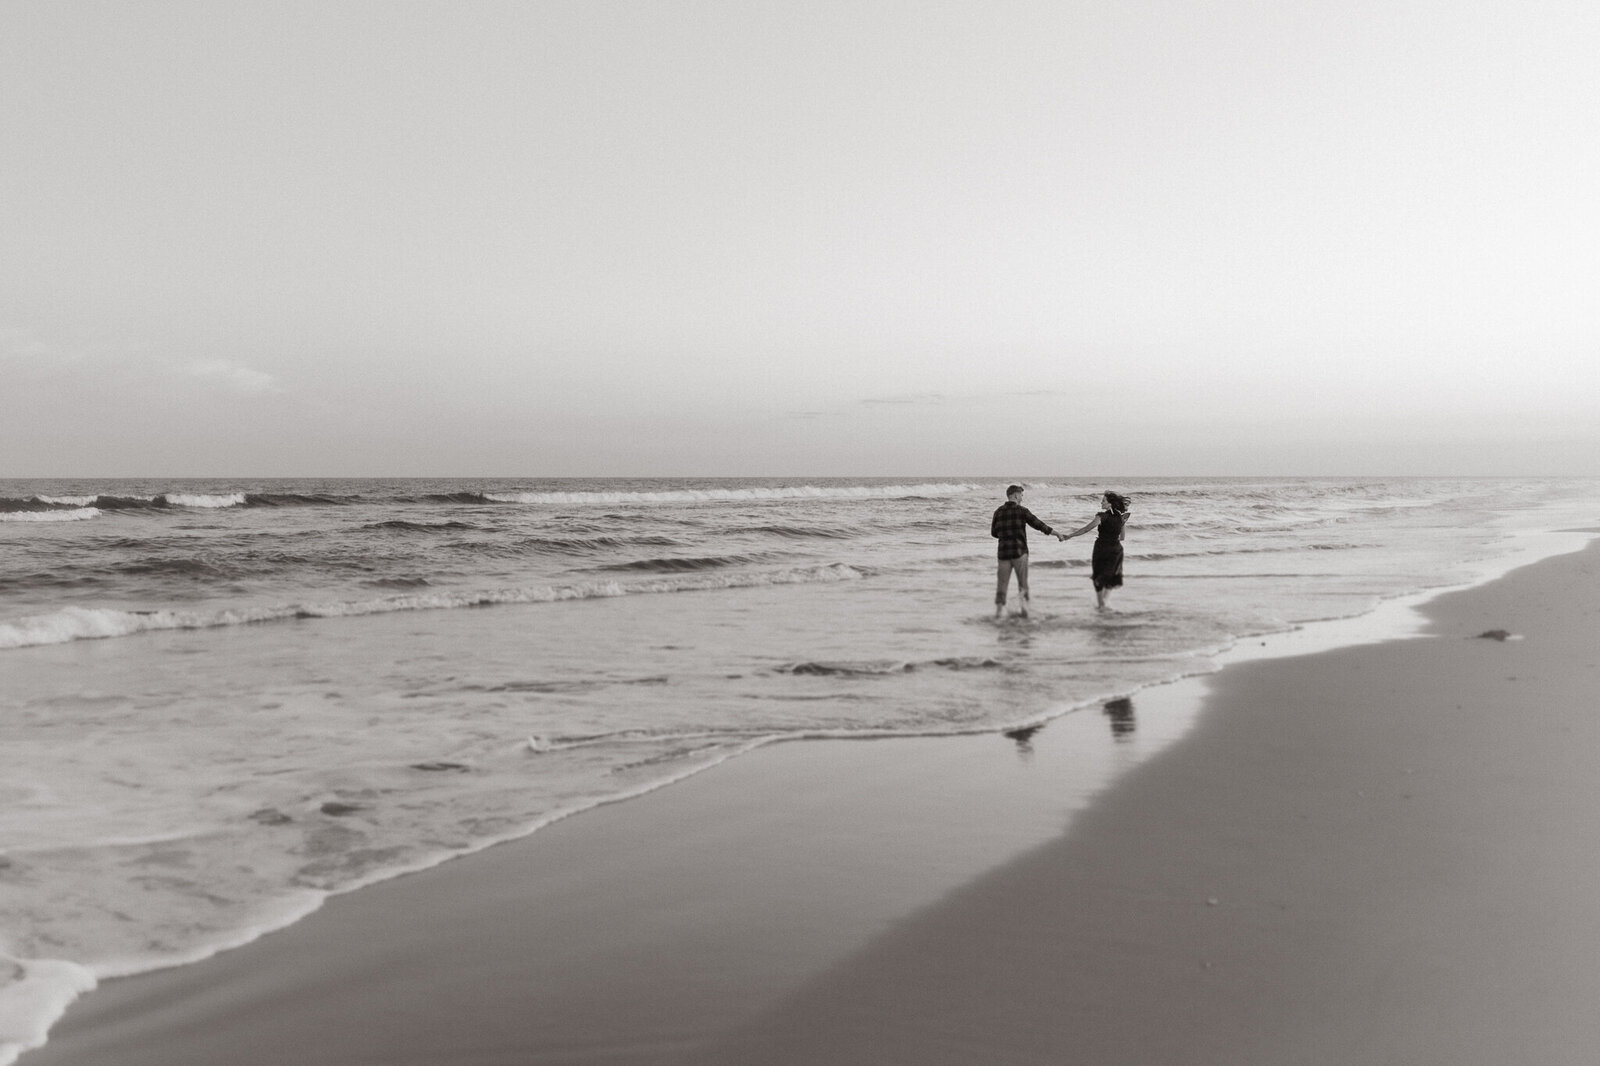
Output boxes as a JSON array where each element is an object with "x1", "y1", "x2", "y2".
[{"x1": 1062, "y1": 491, "x2": 1131, "y2": 609}]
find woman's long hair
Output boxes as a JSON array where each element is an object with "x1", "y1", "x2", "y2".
[{"x1": 1102, "y1": 491, "x2": 1130, "y2": 515}]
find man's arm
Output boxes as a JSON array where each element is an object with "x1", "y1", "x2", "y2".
[{"x1": 1022, "y1": 507, "x2": 1053, "y2": 537}]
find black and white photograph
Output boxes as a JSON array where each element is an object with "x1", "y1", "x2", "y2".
[{"x1": 3, "y1": 2, "x2": 1599, "y2": 1063}]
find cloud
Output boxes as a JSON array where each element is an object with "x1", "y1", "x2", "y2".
[
  {"x1": 2, "y1": 325, "x2": 286, "y2": 402},
  {"x1": 860, "y1": 392, "x2": 945, "y2": 406},
  {"x1": 183, "y1": 358, "x2": 280, "y2": 395},
  {"x1": 0, "y1": 326, "x2": 80, "y2": 376},
  {"x1": 857, "y1": 389, "x2": 1070, "y2": 409},
  {"x1": 0, "y1": 329, "x2": 51, "y2": 363}
]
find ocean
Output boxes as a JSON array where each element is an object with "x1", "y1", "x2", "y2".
[{"x1": 3, "y1": 474, "x2": 1598, "y2": 1057}]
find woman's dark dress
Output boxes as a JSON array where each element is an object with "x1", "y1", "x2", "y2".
[{"x1": 1091, "y1": 510, "x2": 1126, "y2": 591}]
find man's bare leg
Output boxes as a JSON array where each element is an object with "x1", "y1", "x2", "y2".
[
  {"x1": 1014, "y1": 554, "x2": 1031, "y2": 617},
  {"x1": 995, "y1": 559, "x2": 1012, "y2": 617}
]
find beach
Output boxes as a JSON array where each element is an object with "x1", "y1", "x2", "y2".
[
  {"x1": 11, "y1": 0, "x2": 1600, "y2": 1059},
  {"x1": 22, "y1": 532, "x2": 1600, "y2": 1063}
]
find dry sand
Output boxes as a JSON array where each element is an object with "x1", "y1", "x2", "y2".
[{"x1": 27, "y1": 537, "x2": 1600, "y2": 1065}]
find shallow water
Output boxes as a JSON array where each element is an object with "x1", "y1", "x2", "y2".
[{"x1": 2, "y1": 474, "x2": 1598, "y2": 1059}]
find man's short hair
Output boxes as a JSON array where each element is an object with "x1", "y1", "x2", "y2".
[{"x1": 1005, "y1": 484, "x2": 1024, "y2": 498}]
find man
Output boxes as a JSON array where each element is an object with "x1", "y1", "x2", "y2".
[{"x1": 990, "y1": 484, "x2": 1065, "y2": 618}]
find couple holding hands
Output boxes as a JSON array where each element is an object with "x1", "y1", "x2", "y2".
[{"x1": 991, "y1": 484, "x2": 1130, "y2": 617}]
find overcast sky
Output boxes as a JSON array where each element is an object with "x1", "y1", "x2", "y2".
[{"x1": 3, "y1": 0, "x2": 1597, "y2": 477}]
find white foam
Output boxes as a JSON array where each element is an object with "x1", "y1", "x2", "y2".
[
  {"x1": 32, "y1": 495, "x2": 98, "y2": 507},
  {"x1": 0, "y1": 605, "x2": 229, "y2": 647},
  {"x1": 0, "y1": 888, "x2": 329, "y2": 1065},
  {"x1": 0, "y1": 509, "x2": 100, "y2": 523},
  {"x1": 0, "y1": 956, "x2": 97, "y2": 1066},
  {"x1": 483, "y1": 482, "x2": 982, "y2": 505},
  {"x1": 162, "y1": 492, "x2": 247, "y2": 508}
]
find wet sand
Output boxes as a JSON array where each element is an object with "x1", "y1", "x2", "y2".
[{"x1": 27, "y1": 537, "x2": 1600, "y2": 1065}]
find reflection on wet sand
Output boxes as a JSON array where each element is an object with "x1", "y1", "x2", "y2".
[
  {"x1": 1002, "y1": 694, "x2": 1137, "y2": 758},
  {"x1": 1103, "y1": 696, "x2": 1136, "y2": 741},
  {"x1": 1002, "y1": 722, "x2": 1043, "y2": 755}
]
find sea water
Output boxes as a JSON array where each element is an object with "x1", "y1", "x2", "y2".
[{"x1": 2, "y1": 475, "x2": 1597, "y2": 1059}]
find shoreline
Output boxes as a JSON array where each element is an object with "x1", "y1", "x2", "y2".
[
  {"x1": 689, "y1": 529, "x2": 1600, "y2": 1064},
  {"x1": 19, "y1": 530, "x2": 1600, "y2": 1064}
]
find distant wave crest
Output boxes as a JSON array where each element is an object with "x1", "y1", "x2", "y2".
[
  {"x1": 87, "y1": 495, "x2": 162, "y2": 509},
  {"x1": 2, "y1": 491, "x2": 350, "y2": 514},
  {"x1": 244, "y1": 493, "x2": 353, "y2": 507},
  {"x1": 2, "y1": 482, "x2": 980, "y2": 516},
  {"x1": 481, "y1": 482, "x2": 982, "y2": 505},
  {"x1": 365, "y1": 519, "x2": 480, "y2": 533},
  {"x1": 163, "y1": 493, "x2": 248, "y2": 508},
  {"x1": 732, "y1": 524, "x2": 864, "y2": 539},
  {"x1": 1, "y1": 496, "x2": 82, "y2": 513},
  {"x1": 418, "y1": 491, "x2": 491, "y2": 505},
  {"x1": 511, "y1": 534, "x2": 682, "y2": 553}
]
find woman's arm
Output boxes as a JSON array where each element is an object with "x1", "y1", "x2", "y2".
[{"x1": 1062, "y1": 513, "x2": 1101, "y2": 539}]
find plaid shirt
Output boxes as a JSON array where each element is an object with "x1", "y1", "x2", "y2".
[{"x1": 991, "y1": 500, "x2": 1052, "y2": 560}]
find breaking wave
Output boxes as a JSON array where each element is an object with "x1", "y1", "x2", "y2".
[
  {"x1": 779, "y1": 655, "x2": 1005, "y2": 676},
  {"x1": 597, "y1": 554, "x2": 766, "y2": 573},
  {"x1": 0, "y1": 564, "x2": 864, "y2": 650},
  {"x1": 1134, "y1": 543, "x2": 1362, "y2": 562},
  {"x1": 512, "y1": 534, "x2": 682, "y2": 553},
  {"x1": 0, "y1": 508, "x2": 102, "y2": 523}
]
